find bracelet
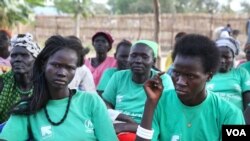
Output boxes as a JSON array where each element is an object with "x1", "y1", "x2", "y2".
[
  {"x1": 108, "y1": 109, "x2": 121, "y2": 122},
  {"x1": 136, "y1": 125, "x2": 154, "y2": 139}
]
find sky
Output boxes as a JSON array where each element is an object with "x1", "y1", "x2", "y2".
[
  {"x1": 224, "y1": 0, "x2": 246, "y2": 11},
  {"x1": 92, "y1": 0, "x2": 108, "y2": 4}
]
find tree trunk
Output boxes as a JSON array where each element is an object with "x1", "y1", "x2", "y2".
[
  {"x1": 209, "y1": 12, "x2": 214, "y2": 39},
  {"x1": 75, "y1": 13, "x2": 81, "y2": 38},
  {"x1": 153, "y1": 0, "x2": 161, "y2": 70}
]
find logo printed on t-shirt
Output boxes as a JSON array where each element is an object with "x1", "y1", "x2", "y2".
[
  {"x1": 245, "y1": 80, "x2": 250, "y2": 86},
  {"x1": 41, "y1": 125, "x2": 52, "y2": 139},
  {"x1": 171, "y1": 135, "x2": 180, "y2": 141},
  {"x1": 233, "y1": 84, "x2": 241, "y2": 92},
  {"x1": 84, "y1": 119, "x2": 94, "y2": 133},
  {"x1": 116, "y1": 95, "x2": 123, "y2": 103}
]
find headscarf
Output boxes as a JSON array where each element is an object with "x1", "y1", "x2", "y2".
[
  {"x1": 215, "y1": 37, "x2": 240, "y2": 56},
  {"x1": 219, "y1": 31, "x2": 230, "y2": 38},
  {"x1": 11, "y1": 33, "x2": 40, "y2": 58},
  {"x1": 132, "y1": 40, "x2": 159, "y2": 58},
  {"x1": 92, "y1": 31, "x2": 114, "y2": 51}
]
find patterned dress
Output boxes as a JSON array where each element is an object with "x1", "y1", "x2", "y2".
[{"x1": 0, "y1": 71, "x2": 32, "y2": 123}]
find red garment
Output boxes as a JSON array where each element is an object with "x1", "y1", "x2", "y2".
[
  {"x1": 85, "y1": 57, "x2": 117, "y2": 86},
  {"x1": 117, "y1": 132, "x2": 136, "y2": 141}
]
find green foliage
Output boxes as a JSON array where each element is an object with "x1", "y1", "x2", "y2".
[
  {"x1": 108, "y1": 0, "x2": 161, "y2": 14},
  {"x1": 241, "y1": 1, "x2": 250, "y2": 13},
  {"x1": 220, "y1": 3, "x2": 234, "y2": 13},
  {"x1": 160, "y1": 0, "x2": 175, "y2": 13},
  {"x1": 26, "y1": 0, "x2": 44, "y2": 7},
  {"x1": 130, "y1": 0, "x2": 153, "y2": 14},
  {"x1": 0, "y1": 0, "x2": 43, "y2": 28},
  {"x1": 54, "y1": 0, "x2": 94, "y2": 17},
  {"x1": 175, "y1": 0, "x2": 219, "y2": 13},
  {"x1": 108, "y1": 0, "x2": 220, "y2": 14},
  {"x1": 91, "y1": 3, "x2": 110, "y2": 15}
]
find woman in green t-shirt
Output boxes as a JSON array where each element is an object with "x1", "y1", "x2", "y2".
[
  {"x1": 207, "y1": 37, "x2": 250, "y2": 112},
  {"x1": 0, "y1": 35, "x2": 118, "y2": 141},
  {"x1": 136, "y1": 34, "x2": 245, "y2": 141}
]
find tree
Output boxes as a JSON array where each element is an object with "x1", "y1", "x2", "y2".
[
  {"x1": 108, "y1": 0, "x2": 175, "y2": 14},
  {"x1": 153, "y1": 0, "x2": 162, "y2": 69},
  {"x1": 160, "y1": 0, "x2": 175, "y2": 13},
  {"x1": 91, "y1": 3, "x2": 110, "y2": 15},
  {"x1": 0, "y1": 0, "x2": 43, "y2": 29},
  {"x1": 108, "y1": 0, "x2": 156, "y2": 14},
  {"x1": 174, "y1": 0, "x2": 219, "y2": 13},
  {"x1": 241, "y1": 1, "x2": 250, "y2": 13},
  {"x1": 220, "y1": 0, "x2": 234, "y2": 13},
  {"x1": 108, "y1": 0, "x2": 220, "y2": 14},
  {"x1": 54, "y1": 0, "x2": 94, "y2": 37}
]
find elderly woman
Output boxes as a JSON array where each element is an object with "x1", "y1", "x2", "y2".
[
  {"x1": 207, "y1": 37, "x2": 250, "y2": 113},
  {"x1": 0, "y1": 33, "x2": 40, "y2": 123},
  {"x1": 85, "y1": 31, "x2": 117, "y2": 86}
]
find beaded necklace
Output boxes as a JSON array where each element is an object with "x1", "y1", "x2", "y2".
[
  {"x1": 182, "y1": 110, "x2": 196, "y2": 128},
  {"x1": 44, "y1": 90, "x2": 73, "y2": 126},
  {"x1": 16, "y1": 86, "x2": 33, "y2": 95}
]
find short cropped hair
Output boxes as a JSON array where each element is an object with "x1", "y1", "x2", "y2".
[
  {"x1": 116, "y1": 39, "x2": 132, "y2": 52},
  {"x1": 175, "y1": 32, "x2": 186, "y2": 42},
  {"x1": 172, "y1": 34, "x2": 220, "y2": 74}
]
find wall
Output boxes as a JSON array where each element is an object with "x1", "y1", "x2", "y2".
[{"x1": 14, "y1": 13, "x2": 250, "y2": 70}]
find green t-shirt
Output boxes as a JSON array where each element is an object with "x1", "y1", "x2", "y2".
[
  {"x1": 152, "y1": 90, "x2": 245, "y2": 141},
  {"x1": 102, "y1": 70, "x2": 174, "y2": 123},
  {"x1": 206, "y1": 68, "x2": 250, "y2": 111},
  {"x1": 239, "y1": 61, "x2": 250, "y2": 74},
  {"x1": 97, "y1": 68, "x2": 118, "y2": 91},
  {"x1": 0, "y1": 90, "x2": 118, "y2": 141}
]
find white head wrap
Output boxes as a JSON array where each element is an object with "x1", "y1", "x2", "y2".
[
  {"x1": 219, "y1": 31, "x2": 230, "y2": 38},
  {"x1": 215, "y1": 37, "x2": 240, "y2": 56},
  {"x1": 11, "y1": 33, "x2": 40, "y2": 58}
]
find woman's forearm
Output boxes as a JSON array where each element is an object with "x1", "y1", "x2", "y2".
[{"x1": 136, "y1": 100, "x2": 157, "y2": 141}]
